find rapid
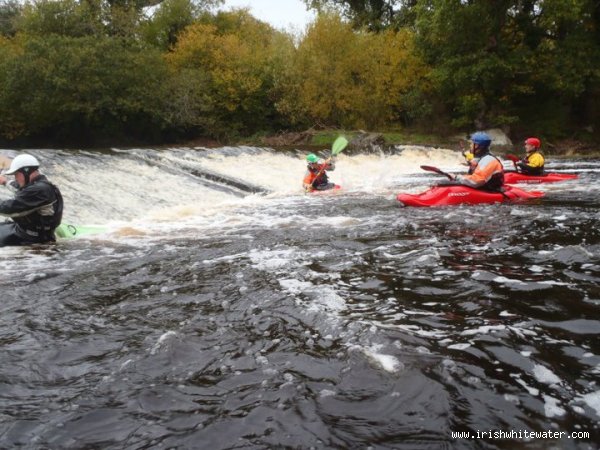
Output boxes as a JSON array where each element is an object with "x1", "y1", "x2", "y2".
[{"x1": 1, "y1": 145, "x2": 599, "y2": 449}]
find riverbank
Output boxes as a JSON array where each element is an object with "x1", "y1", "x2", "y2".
[
  {"x1": 1, "y1": 128, "x2": 597, "y2": 156},
  {"x1": 238, "y1": 129, "x2": 600, "y2": 157}
]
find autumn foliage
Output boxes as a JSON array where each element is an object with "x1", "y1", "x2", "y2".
[{"x1": 0, "y1": 0, "x2": 597, "y2": 145}]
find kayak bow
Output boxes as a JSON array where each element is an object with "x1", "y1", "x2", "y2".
[{"x1": 55, "y1": 223, "x2": 107, "y2": 239}]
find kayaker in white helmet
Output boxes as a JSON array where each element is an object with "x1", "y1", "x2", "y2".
[{"x1": 0, "y1": 154, "x2": 63, "y2": 246}]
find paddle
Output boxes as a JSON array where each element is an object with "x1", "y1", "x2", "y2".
[
  {"x1": 308, "y1": 136, "x2": 348, "y2": 189},
  {"x1": 505, "y1": 153, "x2": 520, "y2": 170},
  {"x1": 330, "y1": 135, "x2": 349, "y2": 157},
  {"x1": 420, "y1": 165, "x2": 454, "y2": 180}
]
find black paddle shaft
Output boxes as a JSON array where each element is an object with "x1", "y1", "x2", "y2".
[{"x1": 420, "y1": 165, "x2": 454, "y2": 180}]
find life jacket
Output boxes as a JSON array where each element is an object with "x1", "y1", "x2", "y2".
[
  {"x1": 303, "y1": 162, "x2": 333, "y2": 188},
  {"x1": 457, "y1": 153, "x2": 504, "y2": 191},
  {"x1": 6, "y1": 176, "x2": 63, "y2": 242},
  {"x1": 39, "y1": 180, "x2": 64, "y2": 237},
  {"x1": 483, "y1": 159, "x2": 505, "y2": 191},
  {"x1": 518, "y1": 151, "x2": 545, "y2": 176}
]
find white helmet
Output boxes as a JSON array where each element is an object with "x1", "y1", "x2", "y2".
[{"x1": 5, "y1": 154, "x2": 40, "y2": 175}]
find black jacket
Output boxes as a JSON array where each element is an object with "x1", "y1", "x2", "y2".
[{"x1": 0, "y1": 174, "x2": 63, "y2": 242}]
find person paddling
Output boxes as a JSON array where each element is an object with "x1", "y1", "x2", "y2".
[
  {"x1": 0, "y1": 154, "x2": 63, "y2": 246},
  {"x1": 303, "y1": 153, "x2": 336, "y2": 192},
  {"x1": 442, "y1": 132, "x2": 504, "y2": 191},
  {"x1": 516, "y1": 137, "x2": 545, "y2": 176}
]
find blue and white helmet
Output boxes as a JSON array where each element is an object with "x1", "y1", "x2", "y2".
[{"x1": 470, "y1": 132, "x2": 492, "y2": 148}]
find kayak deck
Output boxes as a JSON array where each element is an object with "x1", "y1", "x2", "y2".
[
  {"x1": 397, "y1": 185, "x2": 544, "y2": 207},
  {"x1": 504, "y1": 172, "x2": 578, "y2": 184},
  {"x1": 55, "y1": 223, "x2": 107, "y2": 239}
]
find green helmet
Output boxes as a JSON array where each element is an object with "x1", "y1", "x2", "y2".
[{"x1": 306, "y1": 153, "x2": 319, "y2": 163}]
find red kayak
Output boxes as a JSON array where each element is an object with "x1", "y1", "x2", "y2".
[
  {"x1": 308, "y1": 184, "x2": 341, "y2": 194},
  {"x1": 504, "y1": 171, "x2": 578, "y2": 184},
  {"x1": 397, "y1": 185, "x2": 544, "y2": 207}
]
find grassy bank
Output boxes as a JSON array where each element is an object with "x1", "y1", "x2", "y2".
[{"x1": 253, "y1": 129, "x2": 600, "y2": 157}]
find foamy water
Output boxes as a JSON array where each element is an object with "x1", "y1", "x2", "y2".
[{"x1": 0, "y1": 147, "x2": 598, "y2": 448}]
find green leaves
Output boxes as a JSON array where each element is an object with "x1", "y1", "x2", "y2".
[
  {"x1": 166, "y1": 10, "x2": 292, "y2": 139},
  {"x1": 0, "y1": 0, "x2": 598, "y2": 145},
  {"x1": 412, "y1": 0, "x2": 600, "y2": 135},
  {"x1": 275, "y1": 13, "x2": 431, "y2": 130},
  {"x1": 0, "y1": 34, "x2": 169, "y2": 143}
]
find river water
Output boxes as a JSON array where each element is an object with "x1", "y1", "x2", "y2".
[{"x1": 0, "y1": 146, "x2": 599, "y2": 449}]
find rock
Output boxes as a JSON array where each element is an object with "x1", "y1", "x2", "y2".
[
  {"x1": 261, "y1": 131, "x2": 314, "y2": 147},
  {"x1": 348, "y1": 132, "x2": 389, "y2": 152},
  {"x1": 451, "y1": 129, "x2": 512, "y2": 147},
  {"x1": 485, "y1": 128, "x2": 512, "y2": 146}
]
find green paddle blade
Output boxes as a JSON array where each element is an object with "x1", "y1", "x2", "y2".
[{"x1": 331, "y1": 136, "x2": 348, "y2": 156}]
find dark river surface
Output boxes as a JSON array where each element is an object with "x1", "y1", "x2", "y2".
[{"x1": 0, "y1": 146, "x2": 599, "y2": 449}]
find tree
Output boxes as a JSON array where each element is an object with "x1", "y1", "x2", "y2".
[
  {"x1": 0, "y1": 0, "x2": 22, "y2": 37},
  {"x1": 303, "y1": 0, "x2": 417, "y2": 30},
  {"x1": 414, "y1": 0, "x2": 600, "y2": 135},
  {"x1": 0, "y1": 34, "x2": 170, "y2": 144},
  {"x1": 15, "y1": 0, "x2": 104, "y2": 37},
  {"x1": 166, "y1": 10, "x2": 292, "y2": 138},
  {"x1": 276, "y1": 12, "x2": 431, "y2": 129},
  {"x1": 140, "y1": 0, "x2": 199, "y2": 49}
]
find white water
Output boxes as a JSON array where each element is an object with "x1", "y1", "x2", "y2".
[
  {"x1": 2, "y1": 145, "x2": 468, "y2": 227},
  {"x1": 1, "y1": 147, "x2": 599, "y2": 448},
  {"x1": 5, "y1": 145, "x2": 597, "y2": 229}
]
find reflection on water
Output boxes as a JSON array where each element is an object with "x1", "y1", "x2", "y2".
[{"x1": 0, "y1": 148, "x2": 599, "y2": 449}]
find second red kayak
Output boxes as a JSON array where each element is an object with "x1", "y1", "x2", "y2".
[
  {"x1": 397, "y1": 185, "x2": 544, "y2": 207},
  {"x1": 504, "y1": 171, "x2": 578, "y2": 184}
]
